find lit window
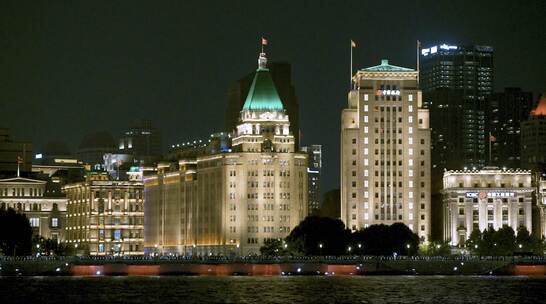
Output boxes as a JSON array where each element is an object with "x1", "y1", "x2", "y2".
[
  {"x1": 364, "y1": 159, "x2": 369, "y2": 166},
  {"x1": 364, "y1": 94, "x2": 369, "y2": 101},
  {"x1": 408, "y1": 137, "x2": 413, "y2": 145},
  {"x1": 408, "y1": 116, "x2": 413, "y2": 123},
  {"x1": 51, "y1": 218, "x2": 59, "y2": 227},
  {"x1": 409, "y1": 181, "x2": 414, "y2": 188},
  {"x1": 30, "y1": 217, "x2": 40, "y2": 227},
  {"x1": 364, "y1": 148, "x2": 369, "y2": 155},
  {"x1": 114, "y1": 230, "x2": 121, "y2": 240},
  {"x1": 409, "y1": 192, "x2": 413, "y2": 198},
  {"x1": 364, "y1": 191, "x2": 369, "y2": 198},
  {"x1": 364, "y1": 170, "x2": 369, "y2": 177},
  {"x1": 409, "y1": 213, "x2": 413, "y2": 220},
  {"x1": 364, "y1": 127, "x2": 369, "y2": 134},
  {"x1": 364, "y1": 180, "x2": 368, "y2": 187},
  {"x1": 364, "y1": 116, "x2": 368, "y2": 123},
  {"x1": 99, "y1": 244, "x2": 105, "y2": 253},
  {"x1": 364, "y1": 137, "x2": 368, "y2": 144},
  {"x1": 409, "y1": 170, "x2": 413, "y2": 177},
  {"x1": 364, "y1": 105, "x2": 368, "y2": 112},
  {"x1": 408, "y1": 159, "x2": 413, "y2": 166},
  {"x1": 409, "y1": 148, "x2": 413, "y2": 155},
  {"x1": 364, "y1": 202, "x2": 369, "y2": 209},
  {"x1": 364, "y1": 213, "x2": 369, "y2": 220},
  {"x1": 408, "y1": 95, "x2": 413, "y2": 102},
  {"x1": 408, "y1": 127, "x2": 413, "y2": 134},
  {"x1": 409, "y1": 224, "x2": 414, "y2": 231}
]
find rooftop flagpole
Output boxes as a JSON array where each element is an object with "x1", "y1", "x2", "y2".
[
  {"x1": 351, "y1": 40, "x2": 356, "y2": 89},
  {"x1": 417, "y1": 40, "x2": 421, "y2": 86}
]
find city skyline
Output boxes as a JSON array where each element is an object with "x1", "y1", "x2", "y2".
[{"x1": 1, "y1": 0, "x2": 545, "y2": 197}]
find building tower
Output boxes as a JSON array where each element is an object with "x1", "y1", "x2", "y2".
[
  {"x1": 301, "y1": 145, "x2": 322, "y2": 214},
  {"x1": 489, "y1": 88, "x2": 534, "y2": 168},
  {"x1": 144, "y1": 47, "x2": 308, "y2": 255},
  {"x1": 420, "y1": 44, "x2": 493, "y2": 173},
  {"x1": 226, "y1": 62, "x2": 300, "y2": 149},
  {"x1": 521, "y1": 94, "x2": 546, "y2": 171},
  {"x1": 341, "y1": 59, "x2": 431, "y2": 241}
]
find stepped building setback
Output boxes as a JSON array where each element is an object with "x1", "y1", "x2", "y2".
[
  {"x1": 341, "y1": 59, "x2": 431, "y2": 242},
  {"x1": 144, "y1": 48, "x2": 308, "y2": 256}
]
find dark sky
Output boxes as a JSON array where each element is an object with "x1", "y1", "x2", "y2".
[{"x1": 1, "y1": 0, "x2": 545, "y2": 193}]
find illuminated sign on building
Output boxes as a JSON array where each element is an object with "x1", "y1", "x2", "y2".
[
  {"x1": 375, "y1": 89, "x2": 401, "y2": 97},
  {"x1": 465, "y1": 191, "x2": 515, "y2": 199},
  {"x1": 421, "y1": 44, "x2": 458, "y2": 56}
]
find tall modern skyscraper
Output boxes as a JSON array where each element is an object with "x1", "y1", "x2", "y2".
[
  {"x1": 226, "y1": 62, "x2": 300, "y2": 149},
  {"x1": 301, "y1": 145, "x2": 322, "y2": 214},
  {"x1": 420, "y1": 44, "x2": 493, "y2": 173},
  {"x1": 118, "y1": 120, "x2": 162, "y2": 166},
  {"x1": 521, "y1": 95, "x2": 546, "y2": 171},
  {"x1": 145, "y1": 49, "x2": 308, "y2": 255},
  {"x1": 341, "y1": 59, "x2": 431, "y2": 241},
  {"x1": 489, "y1": 88, "x2": 534, "y2": 168}
]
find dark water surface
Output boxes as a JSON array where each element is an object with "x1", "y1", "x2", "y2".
[{"x1": 1, "y1": 275, "x2": 544, "y2": 303}]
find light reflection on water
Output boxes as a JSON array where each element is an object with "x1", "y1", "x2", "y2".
[{"x1": 0, "y1": 275, "x2": 544, "y2": 303}]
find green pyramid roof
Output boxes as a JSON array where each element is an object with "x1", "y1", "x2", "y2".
[
  {"x1": 242, "y1": 67, "x2": 284, "y2": 112},
  {"x1": 363, "y1": 59, "x2": 414, "y2": 72}
]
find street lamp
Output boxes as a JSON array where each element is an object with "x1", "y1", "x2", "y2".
[
  {"x1": 348, "y1": 246, "x2": 352, "y2": 253},
  {"x1": 518, "y1": 244, "x2": 522, "y2": 249},
  {"x1": 319, "y1": 243, "x2": 323, "y2": 256}
]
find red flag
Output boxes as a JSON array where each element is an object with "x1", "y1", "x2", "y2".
[{"x1": 261, "y1": 37, "x2": 268, "y2": 46}]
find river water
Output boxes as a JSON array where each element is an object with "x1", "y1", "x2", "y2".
[{"x1": 1, "y1": 275, "x2": 544, "y2": 303}]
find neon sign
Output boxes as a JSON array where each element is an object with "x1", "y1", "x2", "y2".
[
  {"x1": 465, "y1": 192, "x2": 515, "y2": 199},
  {"x1": 376, "y1": 89, "x2": 401, "y2": 96}
]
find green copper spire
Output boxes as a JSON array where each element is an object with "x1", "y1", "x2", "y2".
[
  {"x1": 363, "y1": 59, "x2": 414, "y2": 72},
  {"x1": 242, "y1": 52, "x2": 284, "y2": 112}
]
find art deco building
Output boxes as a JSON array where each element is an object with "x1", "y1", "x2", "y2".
[
  {"x1": 0, "y1": 176, "x2": 67, "y2": 241},
  {"x1": 442, "y1": 167, "x2": 533, "y2": 246},
  {"x1": 226, "y1": 62, "x2": 300, "y2": 149},
  {"x1": 301, "y1": 145, "x2": 322, "y2": 214},
  {"x1": 144, "y1": 50, "x2": 308, "y2": 256},
  {"x1": 63, "y1": 172, "x2": 144, "y2": 255},
  {"x1": 341, "y1": 59, "x2": 431, "y2": 241}
]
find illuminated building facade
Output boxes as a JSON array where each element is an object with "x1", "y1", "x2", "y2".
[
  {"x1": 341, "y1": 59, "x2": 431, "y2": 241},
  {"x1": 420, "y1": 44, "x2": 493, "y2": 173},
  {"x1": 144, "y1": 50, "x2": 308, "y2": 256},
  {"x1": 538, "y1": 178, "x2": 546, "y2": 238},
  {"x1": 0, "y1": 176, "x2": 67, "y2": 241},
  {"x1": 63, "y1": 173, "x2": 144, "y2": 255},
  {"x1": 442, "y1": 167, "x2": 533, "y2": 246},
  {"x1": 301, "y1": 145, "x2": 322, "y2": 214}
]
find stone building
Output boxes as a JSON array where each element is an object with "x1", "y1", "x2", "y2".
[
  {"x1": 144, "y1": 49, "x2": 308, "y2": 256},
  {"x1": 63, "y1": 172, "x2": 144, "y2": 255},
  {"x1": 341, "y1": 59, "x2": 431, "y2": 242},
  {"x1": 0, "y1": 176, "x2": 66, "y2": 241},
  {"x1": 442, "y1": 167, "x2": 533, "y2": 246}
]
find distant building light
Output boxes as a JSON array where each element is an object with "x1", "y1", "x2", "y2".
[
  {"x1": 35, "y1": 154, "x2": 42, "y2": 159},
  {"x1": 430, "y1": 46, "x2": 438, "y2": 54}
]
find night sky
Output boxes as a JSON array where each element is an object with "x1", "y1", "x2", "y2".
[{"x1": 1, "y1": 0, "x2": 544, "y2": 193}]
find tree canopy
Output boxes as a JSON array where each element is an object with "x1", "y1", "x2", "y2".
[{"x1": 0, "y1": 208, "x2": 33, "y2": 256}]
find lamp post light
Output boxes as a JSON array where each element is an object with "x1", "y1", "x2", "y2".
[
  {"x1": 518, "y1": 244, "x2": 522, "y2": 249},
  {"x1": 319, "y1": 243, "x2": 323, "y2": 256},
  {"x1": 348, "y1": 246, "x2": 352, "y2": 254}
]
